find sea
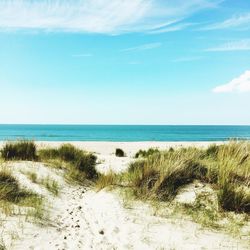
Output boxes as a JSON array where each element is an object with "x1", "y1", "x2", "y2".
[{"x1": 0, "y1": 125, "x2": 249, "y2": 142}]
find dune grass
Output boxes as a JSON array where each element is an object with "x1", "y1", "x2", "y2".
[
  {"x1": 25, "y1": 171, "x2": 38, "y2": 183},
  {"x1": 0, "y1": 169, "x2": 33, "y2": 203},
  {"x1": 0, "y1": 141, "x2": 98, "y2": 183},
  {"x1": 41, "y1": 177, "x2": 59, "y2": 196},
  {"x1": 95, "y1": 142, "x2": 250, "y2": 235},
  {"x1": 38, "y1": 144, "x2": 98, "y2": 183},
  {"x1": 0, "y1": 141, "x2": 37, "y2": 161},
  {"x1": 95, "y1": 172, "x2": 122, "y2": 191},
  {"x1": 0, "y1": 168, "x2": 45, "y2": 221},
  {"x1": 125, "y1": 147, "x2": 208, "y2": 201},
  {"x1": 134, "y1": 148, "x2": 160, "y2": 158},
  {"x1": 115, "y1": 148, "x2": 125, "y2": 157},
  {"x1": 24, "y1": 171, "x2": 59, "y2": 196},
  {"x1": 0, "y1": 244, "x2": 5, "y2": 250},
  {"x1": 98, "y1": 142, "x2": 250, "y2": 214},
  {"x1": 216, "y1": 143, "x2": 250, "y2": 212}
]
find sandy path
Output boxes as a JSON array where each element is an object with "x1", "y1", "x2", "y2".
[
  {"x1": 3, "y1": 161, "x2": 245, "y2": 250},
  {"x1": 12, "y1": 182, "x2": 248, "y2": 250}
]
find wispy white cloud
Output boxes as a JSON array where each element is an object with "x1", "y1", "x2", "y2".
[
  {"x1": 122, "y1": 42, "x2": 162, "y2": 52},
  {"x1": 213, "y1": 70, "x2": 250, "y2": 93},
  {"x1": 0, "y1": 0, "x2": 221, "y2": 34},
  {"x1": 72, "y1": 53, "x2": 93, "y2": 58},
  {"x1": 203, "y1": 13, "x2": 250, "y2": 30},
  {"x1": 206, "y1": 39, "x2": 250, "y2": 52},
  {"x1": 149, "y1": 22, "x2": 194, "y2": 34}
]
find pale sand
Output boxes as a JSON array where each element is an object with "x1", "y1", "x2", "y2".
[
  {"x1": 2, "y1": 141, "x2": 248, "y2": 250},
  {"x1": 2, "y1": 161, "x2": 248, "y2": 250}
]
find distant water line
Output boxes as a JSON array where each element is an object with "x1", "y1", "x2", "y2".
[{"x1": 0, "y1": 125, "x2": 249, "y2": 142}]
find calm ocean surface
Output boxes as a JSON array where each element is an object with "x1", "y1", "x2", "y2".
[{"x1": 0, "y1": 125, "x2": 250, "y2": 142}]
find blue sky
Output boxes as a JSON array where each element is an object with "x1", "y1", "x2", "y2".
[{"x1": 0, "y1": 0, "x2": 249, "y2": 125}]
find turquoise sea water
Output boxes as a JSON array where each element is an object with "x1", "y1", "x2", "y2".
[{"x1": 0, "y1": 125, "x2": 250, "y2": 141}]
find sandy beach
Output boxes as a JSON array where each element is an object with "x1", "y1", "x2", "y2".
[
  {"x1": 35, "y1": 141, "x2": 224, "y2": 155},
  {"x1": 2, "y1": 140, "x2": 249, "y2": 250}
]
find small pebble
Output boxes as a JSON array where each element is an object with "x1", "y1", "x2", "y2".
[{"x1": 99, "y1": 230, "x2": 104, "y2": 235}]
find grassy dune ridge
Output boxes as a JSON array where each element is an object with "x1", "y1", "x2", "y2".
[
  {"x1": 98, "y1": 142, "x2": 250, "y2": 213},
  {"x1": 0, "y1": 141, "x2": 98, "y2": 229},
  {"x1": 38, "y1": 143, "x2": 98, "y2": 181},
  {"x1": 0, "y1": 167, "x2": 44, "y2": 222},
  {"x1": 1, "y1": 141, "x2": 249, "y2": 214},
  {"x1": 1, "y1": 141, "x2": 37, "y2": 161},
  {"x1": 0, "y1": 140, "x2": 249, "y2": 237},
  {"x1": 1, "y1": 141, "x2": 98, "y2": 181}
]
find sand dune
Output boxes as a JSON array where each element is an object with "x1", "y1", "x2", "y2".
[
  {"x1": 1, "y1": 141, "x2": 248, "y2": 250},
  {"x1": 2, "y1": 161, "x2": 247, "y2": 250}
]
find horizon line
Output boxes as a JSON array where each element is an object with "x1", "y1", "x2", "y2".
[{"x1": 0, "y1": 124, "x2": 250, "y2": 126}]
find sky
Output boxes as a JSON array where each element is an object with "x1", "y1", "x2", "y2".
[{"x1": 0, "y1": 0, "x2": 249, "y2": 125}]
